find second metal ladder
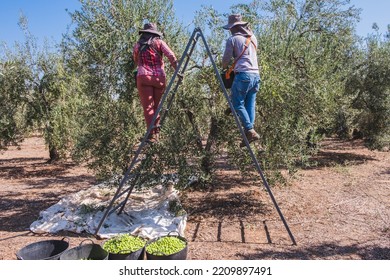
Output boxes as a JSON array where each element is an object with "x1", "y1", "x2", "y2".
[{"x1": 94, "y1": 27, "x2": 296, "y2": 246}]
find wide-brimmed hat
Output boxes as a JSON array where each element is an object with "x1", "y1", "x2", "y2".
[
  {"x1": 139, "y1": 23, "x2": 163, "y2": 36},
  {"x1": 222, "y1": 14, "x2": 248, "y2": 30}
]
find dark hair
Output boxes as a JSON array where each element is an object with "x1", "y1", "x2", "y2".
[{"x1": 138, "y1": 32, "x2": 160, "y2": 46}]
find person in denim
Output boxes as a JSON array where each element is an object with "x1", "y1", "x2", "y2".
[
  {"x1": 133, "y1": 23, "x2": 178, "y2": 143},
  {"x1": 222, "y1": 14, "x2": 262, "y2": 148}
]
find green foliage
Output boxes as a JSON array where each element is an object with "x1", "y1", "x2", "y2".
[
  {"x1": 65, "y1": 0, "x2": 186, "y2": 179},
  {"x1": 79, "y1": 203, "x2": 105, "y2": 214},
  {"x1": 118, "y1": 0, "x2": 364, "y2": 185},
  {"x1": 345, "y1": 32, "x2": 390, "y2": 149},
  {"x1": 0, "y1": 57, "x2": 31, "y2": 149},
  {"x1": 232, "y1": 0, "x2": 360, "y2": 173},
  {"x1": 2, "y1": 0, "x2": 387, "y2": 188},
  {"x1": 168, "y1": 199, "x2": 186, "y2": 216},
  {"x1": 178, "y1": 0, "x2": 361, "y2": 181},
  {"x1": 0, "y1": 15, "x2": 84, "y2": 160}
]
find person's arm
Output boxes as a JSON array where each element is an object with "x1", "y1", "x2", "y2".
[
  {"x1": 133, "y1": 43, "x2": 139, "y2": 66},
  {"x1": 222, "y1": 37, "x2": 234, "y2": 69},
  {"x1": 160, "y1": 40, "x2": 178, "y2": 70}
]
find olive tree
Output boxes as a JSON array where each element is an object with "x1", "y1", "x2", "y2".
[
  {"x1": 172, "y1": 0, "x2": 360, "y2": 183},
  {"x1": 229, "y1": 0, "x2": 360, "y2": 174},
  {"x1": 62, "y1": 0, "x2": 364, "y2": 186},
  {"x1": 0, "y1": 50, "x2": 31, "y2": 149},
  {"x1": 345, "y1": 28, "x2": 390, "y2": 149},
  {"x1": 64, "y1": 0, "x2": 186, "y2": 179},
  {"x1": 0, "y1": 16, "x2": 85, "y2": 162}
]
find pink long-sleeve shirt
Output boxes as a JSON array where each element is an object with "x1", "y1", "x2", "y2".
[{"x1": 133, "y1": 38, "x2": 177, "y2": 77}]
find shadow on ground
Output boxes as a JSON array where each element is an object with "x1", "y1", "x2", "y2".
[
  {"x1": 304, "y1": 150, "x2": 376, "y2": 169},
  {"x1": 236, "y1": 242, "x2": 390, "y2": 260}
]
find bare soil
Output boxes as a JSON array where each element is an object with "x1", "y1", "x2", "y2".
[{"x1": 0, "y1": 136, "x2": 389, "y2": 260}]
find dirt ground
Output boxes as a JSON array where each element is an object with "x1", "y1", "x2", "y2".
[{"x1": 0, "y1": 135, "x2": 389, "y2": 260}]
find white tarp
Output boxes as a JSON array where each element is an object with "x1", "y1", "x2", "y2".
[{"x1": 30, "y1": 178, "x2": 187, "y2": 240}]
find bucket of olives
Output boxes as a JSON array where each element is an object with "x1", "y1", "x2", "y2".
[
  {"x1": 145, "y1": 231, "x2": 188, "y2": 260},
  {"x1": 102, "y1": 234, "x2": 146, "y2": 260},
  {"x1": 60, "y1": 239, "x2": 108, "y2": 260}
]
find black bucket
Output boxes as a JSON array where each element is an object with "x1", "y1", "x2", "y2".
[
  {"x1": 60, "y1": 239, "x2": 108, "y2": 260},
  {"x1": 102, "y1": 235, "x2": 146, "y2": 260},
  {"x1": 107, "y1": 247, "x2": 144, "y2": 260},
  {"x1": 16, "y1": 237, "x2": 70, "y2": 260},
  {"x1": 145, "y1": 232, "x2": 188, "y2": 260}
]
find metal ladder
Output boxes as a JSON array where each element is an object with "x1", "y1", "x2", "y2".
[{"x1": 94, "y1": 27, "x2": 296, "y2": 245}]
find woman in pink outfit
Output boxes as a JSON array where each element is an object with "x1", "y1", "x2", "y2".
[{"x1": 133, "y1": 23, "x2": 178, "y2": 142}]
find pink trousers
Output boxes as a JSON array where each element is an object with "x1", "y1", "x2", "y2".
[{"x1": 136, "y1": 75, "x2": 166, "y2": 134}]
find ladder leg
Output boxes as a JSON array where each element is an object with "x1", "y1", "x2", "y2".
[
  {"x1": 94, "y1": 29, "x2": 202, "y2": 236},
  {"x1": 197, "y1": 29, "x2": 297, "y2": 245},
  {"x1": 160, "y1": 32, "x2": 200, "y2": 127},
  {"x1": 117, "y1": 173, "x2": 140, "y2": 214}
]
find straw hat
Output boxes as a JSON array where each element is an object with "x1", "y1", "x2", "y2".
[
  {"x1": 222, "y1": 14, "x2": 248, "y2": 30},
  {"x1": 139, "y1": 23, "x2": 163, "y2": 36}
]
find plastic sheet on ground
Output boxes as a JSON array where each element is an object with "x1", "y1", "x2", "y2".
[{"x1": 30, "y1": 178, "x2": 187, "y2": 240}]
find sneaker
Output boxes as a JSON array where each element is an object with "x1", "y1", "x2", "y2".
[
  {"x1": 240, "y1": 129, "x2": 261, "y2": 147},
  {"x1": 247, "y1": 129, "x2": 260, "y2": 142},
  {"x1": 147, "y1": 133, "x2": 159, "y2": 143}
]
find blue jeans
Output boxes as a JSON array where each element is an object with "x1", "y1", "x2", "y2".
[{"x1": 231, "y1": 72, "x2": 261, "y2": 131}]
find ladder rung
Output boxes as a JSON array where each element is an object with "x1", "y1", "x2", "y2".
[
  {"x1": 108, "y1": 200, "x2": 125, "y2": 216},
  {"x1": 116, "y1": 183, "x2": 137, "y2": 200}
]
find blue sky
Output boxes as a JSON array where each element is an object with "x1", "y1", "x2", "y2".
[{"x1": 1, "y1": 0, "x2": 389, "y2": 47}]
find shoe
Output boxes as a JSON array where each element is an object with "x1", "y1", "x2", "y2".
[
  {"x1": 240, "y1": 129, "x2": 261, "y2": 147},
  {"x1": 147, "y1": 133, "x2": 159, "y2": 143}
]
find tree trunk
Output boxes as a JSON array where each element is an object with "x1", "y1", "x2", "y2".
[
  {"x1": 47, "y1": 144, "x2": 60, "y2": 163},
  {"x1": 201, "y1": 116, "x2": 219, "y2": 175}
]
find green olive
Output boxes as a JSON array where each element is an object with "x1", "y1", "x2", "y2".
[
  {"x1": 103, "y1": 234, "x2": 146, "y2": 254},
  {"x1": 145, "y1": 236, "x2": 186, "y2": 256}
]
